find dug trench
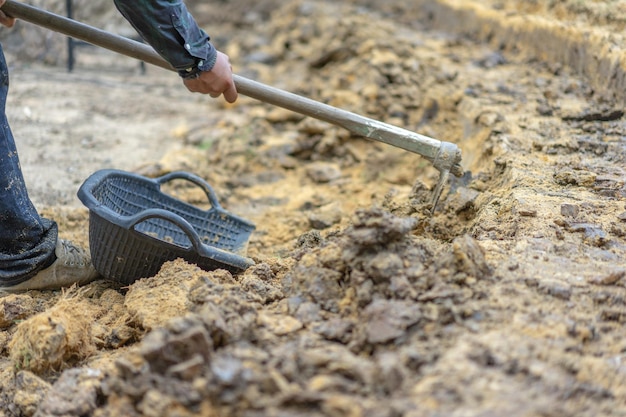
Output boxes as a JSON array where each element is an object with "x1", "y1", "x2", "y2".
[{"x1": 0, "y1": 0, "x2": 625, "y2": 416}]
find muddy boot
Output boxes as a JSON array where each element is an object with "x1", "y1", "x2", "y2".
[{"x1": 0, "y1": 240, "x2": 100, "y2": 291}]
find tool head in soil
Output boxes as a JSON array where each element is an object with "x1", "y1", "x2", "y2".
[
  {"x1": 428, "y1": 141, "x2": 463, "y2": 213},
  {"x1": 77, "y1": 169, "x2": 256, "y2": 285}
]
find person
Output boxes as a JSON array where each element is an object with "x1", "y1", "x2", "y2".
[{"x1": 0, "y1": 0, "x2": 237, "y2": 291}]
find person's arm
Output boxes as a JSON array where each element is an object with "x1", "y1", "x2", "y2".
[{"x1": 114, "y1": 0, "x2": 237, "y2": 102}]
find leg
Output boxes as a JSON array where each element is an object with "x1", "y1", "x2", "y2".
[{"x1": 0, "y1": 42, "x2": 58, "y2": 286}]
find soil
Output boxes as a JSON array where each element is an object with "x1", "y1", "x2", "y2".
[{"x1": 0, "y1": 0, "x2": 625, "y2": 416}]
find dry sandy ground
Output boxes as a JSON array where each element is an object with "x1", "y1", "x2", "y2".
[{"x1": 0, "y1": 0, "x2": 625, "y2": 416}]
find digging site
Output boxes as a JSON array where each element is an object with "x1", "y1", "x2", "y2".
[{"x1": 0, "y1": 0, "x2": 625, "y2": 415}]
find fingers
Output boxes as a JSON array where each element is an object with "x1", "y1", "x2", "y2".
[
  {"x1": 184, "y1": 76, "x2": 237, "y2": 100},
  {"x1": 208, "y1": 52, "x2": 238, "y2": 102},
  {"x1": 219, "y1": 74, "x2": 238, "y2": 103},
  {"x1": 182, "y1": 51, "x2": 238, "y2": 102},
  {"x1": 222, "y1": 83, "x2": 237, "y2": 103}
]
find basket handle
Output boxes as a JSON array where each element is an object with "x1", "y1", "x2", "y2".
[
  {"x1": 121, "y1": 207, "x2": 255, "y2": 271},
  {"x1": 122, "y1": 208, "x2": 204, "y2": 252},
  {"x1": 155, "y1": 171, "x2": 221, "y2": 209}
]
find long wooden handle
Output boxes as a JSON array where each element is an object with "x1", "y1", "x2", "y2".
[{"x1": 2, "y1": 0, "x2": 462, "y2": 175}]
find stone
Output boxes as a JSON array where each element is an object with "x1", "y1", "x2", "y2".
[
  {"x1": 306, "y1": 162, "x2": 342, "y2": 183},
  {"x1": 561, "y1": 203, "x2": 579, "y2": 218}
]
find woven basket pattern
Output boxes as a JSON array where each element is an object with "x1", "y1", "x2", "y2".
[{"x1": 79, "y1": 170, "x2": 254, "y2": 284}]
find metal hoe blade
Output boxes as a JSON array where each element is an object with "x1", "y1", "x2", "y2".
[{"x1": 2, "y1": 0, "x2": 463, "y2": 212}]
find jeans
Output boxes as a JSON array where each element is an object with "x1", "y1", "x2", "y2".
[{"x1": 0, "y1": 43, "x2": 57, "y2": 285}]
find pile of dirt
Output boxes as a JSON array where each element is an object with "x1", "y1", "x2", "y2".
[
  {"x1": 0, "y1": 0, "x2": 625, "y2": 416},
  {"x1": 5, "y1": 209, "x2": 493, "y2": 416}
]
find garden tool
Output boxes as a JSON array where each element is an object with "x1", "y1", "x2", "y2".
[{"x1": 1, "y1": 0, "x2": 463, "y2": 212}]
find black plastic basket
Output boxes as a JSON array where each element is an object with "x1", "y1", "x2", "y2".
[{"x1": 77, "y1": 169, "x2": 255, "y2": 284}]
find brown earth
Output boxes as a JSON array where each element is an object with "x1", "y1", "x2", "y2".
[{"x1": 0, "y1": 0, "x2": 625, "y2": 416}]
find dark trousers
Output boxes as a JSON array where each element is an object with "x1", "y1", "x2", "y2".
[{"x1": 0, "y1": 43, "x2": 57, "y2": 285}]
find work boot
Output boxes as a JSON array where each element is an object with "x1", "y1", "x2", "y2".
[{"x1": 1, "y1": 239, "x2": 100, "y2": 291}]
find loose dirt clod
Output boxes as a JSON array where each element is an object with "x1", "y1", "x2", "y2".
[
  {"x1": 124, "y1": 259, "x2": 202, "y2": 332},
  {"x1": 12, "y1": 370, "x2": 50, "y2": 417},
  {"x1": 8, "y1": 290, "x2": 97, "y2": 374},
  {"x1": 35, "y1": 368, "x2": 103, "y2": 417},
  {"x1": 0, "y1": 294, "x2": 39, "y2": 329}
]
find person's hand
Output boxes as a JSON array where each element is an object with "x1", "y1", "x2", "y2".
[
  {"x1": 183, "y1": 51, "x2": 238, "y2": 103},
  {"x1": 0, "y1": 0, "x2": 16, "y2": 28}
]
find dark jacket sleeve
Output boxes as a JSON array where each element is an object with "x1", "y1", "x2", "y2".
[{"x1": 113, "y1": 0, "x2": 217, "y2": 75}]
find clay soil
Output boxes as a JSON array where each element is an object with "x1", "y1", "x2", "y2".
[{"x1": 0, "y1": 0, "x2": 625, "y2": 416}]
